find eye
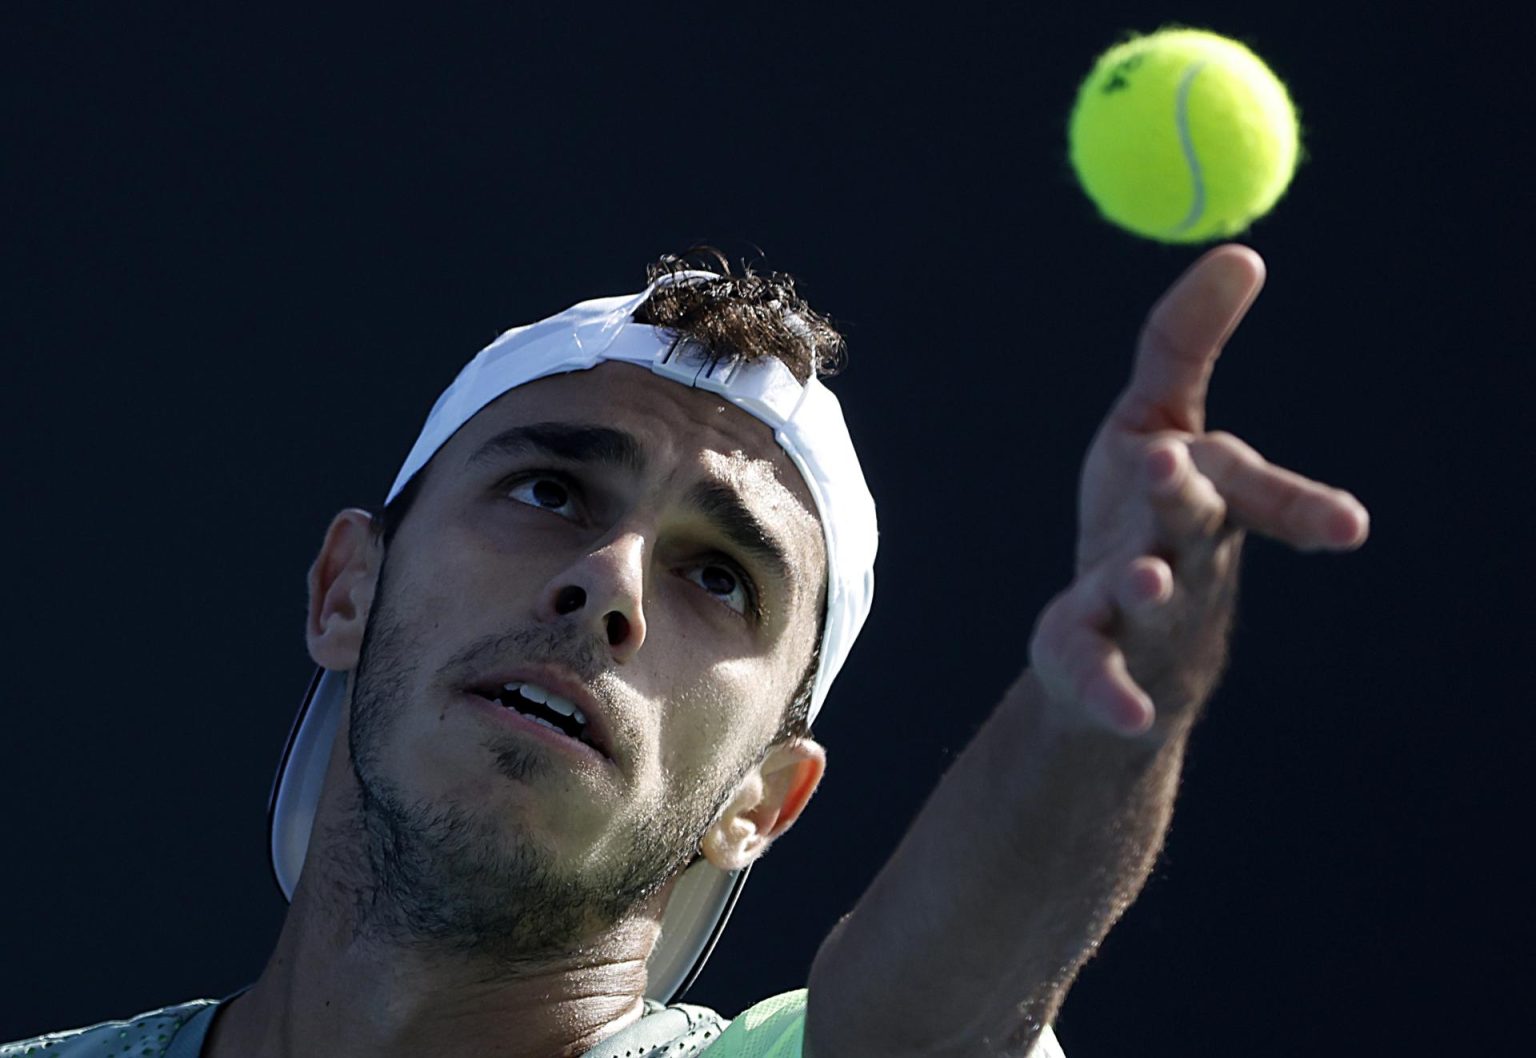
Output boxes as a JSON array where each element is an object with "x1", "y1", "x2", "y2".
[
  {"x1": 506, "y1": 475, "x2": 578, "y2": 518},
  {"x1": 684, "y1": 561, "x2": 753, "y2": 617}
]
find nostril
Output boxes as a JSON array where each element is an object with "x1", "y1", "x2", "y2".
[
  {"x1": 605, "y1": 611, "x2": 630, "y2": 647},
  {"x1": 554, "y1": 585, "x2": 585, "y2": 615}
]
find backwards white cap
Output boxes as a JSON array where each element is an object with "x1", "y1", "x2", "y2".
[{"x1": 268, "y1": 273, "x2": 878, "y2": 1002}]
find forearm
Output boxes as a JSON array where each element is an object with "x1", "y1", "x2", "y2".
[
  {"x1": 803, "y1": 246, "x2": 1366, "y2": 1057},
  {"x1": 807, "y1": 671, "x2": 1194, "y2": 1057}
]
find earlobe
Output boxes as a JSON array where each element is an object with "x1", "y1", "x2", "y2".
[
  {"x1": 701, "y1": 739, "x2": 827, "y2": 872},
  {"x1": 306, "y1": 509, "x2": 381, "y2": 671}
]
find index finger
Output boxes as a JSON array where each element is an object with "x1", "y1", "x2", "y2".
[{"x1": 1116, "y1": 244, "x2": 1267, "y2": 433}]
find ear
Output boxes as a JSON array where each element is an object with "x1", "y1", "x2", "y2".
[
  {"x1": 700, "y1": 738, "x2": 826, "y2": 872},
  {"x1": 306, "y1": 509, "x2": 381, "y2": 671}
]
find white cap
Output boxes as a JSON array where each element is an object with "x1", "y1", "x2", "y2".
[{"x1": 268, "y1": 273, "x2": 878, "y2": 1002}]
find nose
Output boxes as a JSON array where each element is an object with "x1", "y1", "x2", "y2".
[{"x1": 538, "y1": 533, "x2": 648, "y2": 663}]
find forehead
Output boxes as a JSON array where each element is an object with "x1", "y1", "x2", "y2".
[{"x1": 432, "y1": 361, "x2": 827, "y2": 578}]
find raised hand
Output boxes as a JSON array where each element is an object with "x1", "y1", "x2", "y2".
[{"x1": 1030, "y1": 245, "x2": 1370, "y2": 738}]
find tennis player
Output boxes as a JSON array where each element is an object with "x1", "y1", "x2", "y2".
[{"x1": 3, "y1": 245, "x2": 1368, "y2": 1058}]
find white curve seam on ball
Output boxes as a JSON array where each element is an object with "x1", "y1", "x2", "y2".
[{"x1": 1171, "y1": 60, "x2": 1210, "y2": 236}]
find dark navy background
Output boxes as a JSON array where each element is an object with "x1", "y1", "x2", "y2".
[{"x1": 5, "y1": 4, "x2": 1529, "y2": 1054}]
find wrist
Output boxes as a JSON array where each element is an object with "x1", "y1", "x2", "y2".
[{"x1": 1015, "y1": 669, "x2": 1194, "y2": 753}]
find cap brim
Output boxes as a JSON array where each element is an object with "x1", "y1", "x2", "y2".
[{"x1": 267, "y1": 668, "x2": 748, "y2": 1003}]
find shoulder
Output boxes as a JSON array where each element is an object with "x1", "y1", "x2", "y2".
[
  {"x1": 703, "y1": 990, "x2": 805, "y2": 1057},
  {"x1": 0, "y1": 1000, "x2": 216, "y2": 1058},
  {"x1": 705, "y1": 990, "x2": 1069, "y2": 1058}
]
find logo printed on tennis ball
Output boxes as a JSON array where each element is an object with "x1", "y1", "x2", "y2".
[
  {"x1": 1101, "y1": 55, "x2": 1145, "y2": 94},
  {"x1": 1068, "y1": 28, "x2": 1301, "y2": 243}
]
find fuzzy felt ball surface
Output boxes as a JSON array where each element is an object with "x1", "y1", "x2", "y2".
[{"x1": 1068, "y1": 28, "x2": 1300, "y2": 243}]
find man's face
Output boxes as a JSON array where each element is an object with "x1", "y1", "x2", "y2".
[{"x1": 336, "y1": 361, "x2": 826, "y2": 956}]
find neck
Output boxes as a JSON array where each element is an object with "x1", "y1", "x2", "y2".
[{"x1": 209, "y1": 771, "x2": 668, "y2": 1058}]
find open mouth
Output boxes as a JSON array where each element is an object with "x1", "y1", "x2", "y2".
[{"x1": 470, "y1": 680, "x2": 604, "y2": 755}]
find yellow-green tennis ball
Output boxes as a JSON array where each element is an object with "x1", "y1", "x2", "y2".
[{"x1": 1068, "y1": 28, "x2": 1300, "y2": 243}]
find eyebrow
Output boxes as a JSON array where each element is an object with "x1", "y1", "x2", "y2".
[
  {"x1": 468, "y1": 420, "x2": 797, "y2": 591},
  {"x1": 687, "y1": 480, "x2": 795, "y2": 591},
  {"x1": 467, "y1": 423, "x2": 646, "y2": 474}
]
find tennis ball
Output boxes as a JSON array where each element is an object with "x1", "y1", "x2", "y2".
[{"x1": 1068, "y1": 28, "x2": 1300, "y2": 243}]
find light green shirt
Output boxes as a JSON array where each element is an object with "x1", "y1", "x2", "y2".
[
  {"x1": 0, "y1": 1000, "x2": 218, "y2": 1058},
  {"x1": 701, "y1": 991, "x2": 1064, "y2": 1058},
  {"x1": 2, "y1": 989, "x2": 1063, "y2": 1056},
  {"x1": 0, "y1": 994, "x2": 725, "y2": 1058}
]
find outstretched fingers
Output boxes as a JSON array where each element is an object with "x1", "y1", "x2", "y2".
[
  {"x1": 1118, "y1": 244, "x2": 1266, "y2": 433},
  {"x1": 1032, "y1": 559, "x2": 1176, "y2": 736},
  {"x1": 1191, "y1": 432, "x2": 1370, "y2": 551},
  {"x1": 1144, "y1": 437, "x2": 1229, "y2": 546}
]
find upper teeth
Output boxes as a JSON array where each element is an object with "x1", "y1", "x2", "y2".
[{"x1": 504, "y1": 681, "x2": 588, "y2": 726}]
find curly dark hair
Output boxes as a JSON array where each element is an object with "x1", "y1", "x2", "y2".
[
  {"x1": 633, "y1": 248, "x2": 846, "y2": 383},
  {"x1": 369, "y1": 250, "x2": 841, "y2": 743}
]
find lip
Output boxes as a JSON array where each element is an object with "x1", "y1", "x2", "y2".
[
  {"x1": 461, "y1": 665, "x2": 617, "y2": 765},
  {"x1": 461, "y1": 690, "x2": 614, "y2": 769}
]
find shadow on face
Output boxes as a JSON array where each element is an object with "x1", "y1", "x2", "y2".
[{"x1": 303, "y1": 362, "x2": 829, "y2": 958}]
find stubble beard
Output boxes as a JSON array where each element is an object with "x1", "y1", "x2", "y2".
[{"x1": 338, "y1": 560, "x2": 745, "y2": 972}]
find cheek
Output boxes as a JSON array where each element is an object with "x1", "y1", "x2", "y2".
[
  {"x1": 391, "y1": 526, "x2": 542, "y2": 630},
  {"x1": 655, "y1": 658, "x2": 788, "y2": 782}
]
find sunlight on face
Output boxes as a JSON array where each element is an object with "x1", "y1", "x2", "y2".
[{"x1": 341, "y1": 362, "x2": 826, "y2": 955}]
